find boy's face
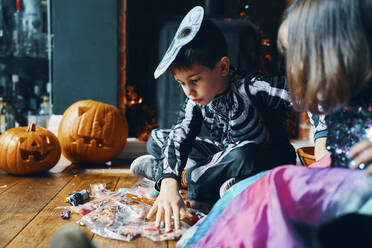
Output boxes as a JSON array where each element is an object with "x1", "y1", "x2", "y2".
[{"x1": 173, "y1": 58, "x2": 230, "y2": 106}]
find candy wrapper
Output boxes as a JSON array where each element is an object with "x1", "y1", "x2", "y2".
[
  {"x1": 79, "y1": 200, "x2": 148, "y2": 242},
  {"x1": 142, "y1": 221, "x2": 190, "y2": 242},
  {"x1": 124, "y1": 178, "x2": 159, "y2": 205},
  {"x1": 73, "y1": 184, "x2": 149, "y2": 219},
  {"x1": 90, "y1": 183, "x2": 109, "y2": 197}
]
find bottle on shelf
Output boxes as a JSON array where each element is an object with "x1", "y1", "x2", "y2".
[
  {"x1": 22, "y1": 0, "x2": 44, "y2": 58},
  {"x1": 29, "y1": 81, "x2": 41, "y2": 111},
  {"x1": 27, "y1": 81, "x2": 42, "y2": 126},
  {"x1": 0, "y1": 98, "x2": 16, "y2": 132},
  {"x1": 12, "y1": 0, "x2": 25, "y2": 57},
  {"x1": 36, "y1": 95, "x2": 51, "y2": 128},
  {"x1": 0, "y1": 97, "x2": 5, "y2": 133},
  {"x1": 0, "y1": 0, "x2": 11, "y2": 56},
  {"x1": 0, "y1": 73, "x2": 7, "y2": 96},
  {"x1": 11, "y1": 74, "x2": 27, "y2": 126},
  {"x1": 0, "y1": 0, "x2": 4, "y2": 53}
]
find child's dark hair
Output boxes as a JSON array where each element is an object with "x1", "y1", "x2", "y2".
[
  {"x1": 278, "y1": 0, "x2": 372, "y2": 114},
  {"x1": 168, "y1": 19, "x2": 228, "y2": 74}
]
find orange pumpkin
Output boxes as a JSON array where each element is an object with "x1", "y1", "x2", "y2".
[
  {"x1": 0, "y1": 123, "x2": 61, "y2": 175},
  {"x1": 58, "y1": 100, "x2": 128, "y2": 163}
]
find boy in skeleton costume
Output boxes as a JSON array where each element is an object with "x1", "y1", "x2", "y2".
[{"x1": 130, "y1": 6, "x2": 296, "y2": 231}]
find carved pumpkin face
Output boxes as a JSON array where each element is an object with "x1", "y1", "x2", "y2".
[
  {"x1": 58, "y1": 100, "x2": 128, "y2": 163},
  {"x1": 0, "y1": 123, "x2": 61, "y2": 175}
]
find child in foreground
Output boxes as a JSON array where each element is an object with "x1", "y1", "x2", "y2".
[
  {"x1": 176, "y1": 1, "x2": 372, "y2": 247},
  {"x1": 280, "y1": 0, "x2": 372, "y2": 169},
  {"x1": 130, "y1": 6, "x2": 296, "y2": 231}
]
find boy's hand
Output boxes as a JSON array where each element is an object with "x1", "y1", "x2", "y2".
[
  {"x1": 147, "y1": 178, "x2": 188, "y2": 232},
  {"x1": 348, "y1": 139, "x2": 372, "y2": 173}
]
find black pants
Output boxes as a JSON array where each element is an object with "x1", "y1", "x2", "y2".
[{"x1": 147, "y1": 128, "x2": 296, "y2": 202}]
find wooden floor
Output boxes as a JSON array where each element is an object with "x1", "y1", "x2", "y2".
[{"x1": 0, "y1": 158, "x2": 176, "y2": 248}]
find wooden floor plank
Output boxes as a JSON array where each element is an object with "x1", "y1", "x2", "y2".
[
  {"x1": 115, "y1": 173, "x2": 140, "y2": 189},
  {"x1": 0, "y1": 173, "x2": 73, "y2": 248},
  {"x1": 5, "y1": 173, "x2": 119, "y2": 248},
  {"x1": 2, "y1": 170, "x2": 181, "y2": 248},
  {"x1": 0, "y1": 172, "x2": 27, "y2": 195}
]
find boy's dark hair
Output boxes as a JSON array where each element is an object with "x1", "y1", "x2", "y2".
[
  {"x1": 278, "y1": 0, "x2": 372, "y2": 114},
  {"x1": 168, "y1": 19, "x2": 228, "y2": 74}
]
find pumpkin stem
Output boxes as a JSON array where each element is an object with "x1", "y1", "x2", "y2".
[{"x1": 27, "y1": 123, "x2": 36, "y2": 132}]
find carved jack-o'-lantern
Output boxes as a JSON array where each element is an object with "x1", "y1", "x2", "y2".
[
  {"x1": 58, "y1": 100, "x2": 128, "y2": 163},
  {"x1": 0, "y1": 123, "x2": 61, "y2": 175}
]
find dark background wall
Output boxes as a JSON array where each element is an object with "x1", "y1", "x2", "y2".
[{"x1": 51, "y1": 0, "x2": 119, "y2": 114}]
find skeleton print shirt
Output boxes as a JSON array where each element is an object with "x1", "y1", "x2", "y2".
[{"x1": 156, "y1": 68, "x2": 292, "y2": 189}]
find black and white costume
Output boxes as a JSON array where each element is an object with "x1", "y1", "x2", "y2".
[{"x1": 148, "y1": 68, "x2": 296, "y2": 202}]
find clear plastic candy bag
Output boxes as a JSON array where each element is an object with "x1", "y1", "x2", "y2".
[
  {"x1": 74, "y1": 180, "x2": 204, "y2": 242},
  {"x1": 79, "y1": 200, "x2": 147, "y2": 242}
]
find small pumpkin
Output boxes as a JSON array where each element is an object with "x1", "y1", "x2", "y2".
[
  {"x1": 58, "y1": 100, "x2": 128, "y2": 163},
  {"x1": 0, "y1": 123, "x2": 61, "y2": 175}
]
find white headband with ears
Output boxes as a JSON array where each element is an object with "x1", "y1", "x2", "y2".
[{"x1": 154, "y1": 6, "x2": 204, "y2": 79}]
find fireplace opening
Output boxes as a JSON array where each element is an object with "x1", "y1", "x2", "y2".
[{"x1": 124, "y1": 85, "x2": 157, "y2": 141}]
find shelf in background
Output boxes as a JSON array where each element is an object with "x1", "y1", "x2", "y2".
[{"x1": 0, "y1": 56, "x2": 48, "y2": 80}]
